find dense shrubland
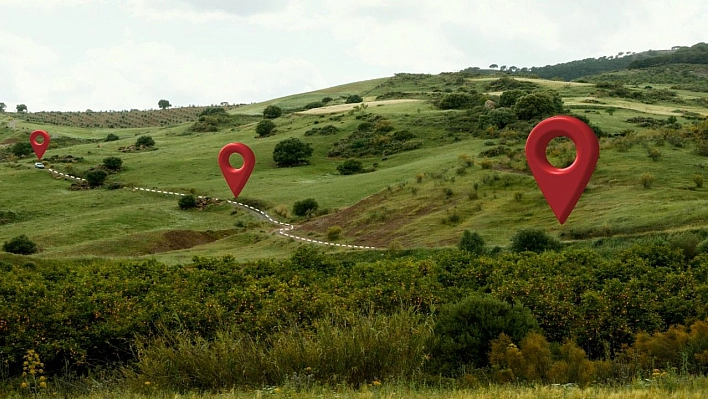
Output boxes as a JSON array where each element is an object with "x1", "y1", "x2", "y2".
[{"x1": 4, "y1": 240, "x2": 708, "y2": 390}]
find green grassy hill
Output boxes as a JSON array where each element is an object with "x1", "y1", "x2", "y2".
[{"x1": 2, "y1": 68, "x2": 708, "y2": 263}]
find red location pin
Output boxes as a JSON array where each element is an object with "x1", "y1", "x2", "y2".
[
  {"x1": 30, "y1": 130, "x2": 50, "y2": 160},
  {"x1": 525, "y1": 116, "x2": 599, "y2": 224},
  {"x1": 218, "y1": 142, "x2": 255, "y2": 199}
]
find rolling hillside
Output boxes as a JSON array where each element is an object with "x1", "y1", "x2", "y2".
[{"x1": 2, "y1": 66, "x2": 708, "y2": 263}]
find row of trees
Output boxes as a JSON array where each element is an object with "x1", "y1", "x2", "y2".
[{"x1": 0, "y1": 103, "x2": 27, "y2": 112}]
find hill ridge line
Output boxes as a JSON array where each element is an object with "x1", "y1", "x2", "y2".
[{"x1": 45, "y1": 168, "x2": 378, "y2": 251}]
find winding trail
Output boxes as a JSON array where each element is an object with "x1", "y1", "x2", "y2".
[{"x1": 47, "y1": 168, "x2": 378, "y2": 250}]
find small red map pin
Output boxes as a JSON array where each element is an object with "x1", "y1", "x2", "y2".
[
  {"x1": 30, "y1": 130, "x2": 50, "y2": 160},
  {"x1": 525, "y1": 116, "x2": 599, "y2": 224},
  {"x1": 218, "y1": 142, "x2": 255, "y2": 199}
]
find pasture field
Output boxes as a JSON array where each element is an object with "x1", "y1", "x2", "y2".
[
  {"x1": 2, "y1": 70, "x2": 708, "y2": 261},
  {"x1": 5, "y1": 65, "x2": 708, "y2": 396}
]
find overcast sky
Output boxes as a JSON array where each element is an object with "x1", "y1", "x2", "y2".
[{"x1": 0, "y1": 0, "x2": 706, "y2": 112}]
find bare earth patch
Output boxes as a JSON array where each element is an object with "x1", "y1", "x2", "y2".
[{"x1": 295, "y1": 99, "x2": 423, "y2": 115}]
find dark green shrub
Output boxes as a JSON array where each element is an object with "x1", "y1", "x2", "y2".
[
  {"x1": 273, "y1": 138, "x2": 313, "y2": 167},
  {"x1": 135, "y1": 135, "x2": 155, "y2": 148},
  {"x1": 178, "y1": 195, "x2": 197, "y2": 210},
  {"x1": 198, "y1": 107, "x2": 227, "y2": 116},
  {"x1": 102, "y1": 156, "x2": 123, "y2": 171},
  {"x1": 255, "y1": 119, "x2": 276, "y2": 137},
  {"x1": 336, "y1": 159, "x2": 364, "y2": 175},
  {"x1": 345, "y1": 94, "x2": 363, "y2": 104},
  {"x1": 459, "y1": 230, "x2": 485, "y2": 255},
  {"x1": 437, "y1": 93, "x2": 479, "y2": 109},
  {"x1": 293, "y1": 198, "x2": 318, "y2": 216},
  {"x1": 85, "y1": 170, "x2": 108, "y2": 188},
  {"x1": 3, "y1": 235, "x2": 38, "y2": 255},
  {"x1": 104, "y1": 133, "x2": 120, "y2": 142},
  {"x1": 433, "y1": 294, "x2": 538, "y2": 371},
  {"x1": 263, "y1": 105, "x2": 282, "y2": 119},
  {"x1": 304, "y1": 101, "x2": 324, "y2": 110},
  {"x1": 510, "y1": 228, "x2": 562, "y2": 253},
  {"x1": 11, "y1": 142, "x2": 32, "y2": 157}
]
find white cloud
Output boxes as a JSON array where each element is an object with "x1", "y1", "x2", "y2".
[{"x1": 11, "y1": 41, "x2": 326, "y2": 111}]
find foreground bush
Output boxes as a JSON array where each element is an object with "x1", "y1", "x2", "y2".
[
  {"x1": 432, "y1": 294, "x2": 538, "y2": 372},
  {"x1": 130, "y1": 309, "x2": 432, "y2": 390}
]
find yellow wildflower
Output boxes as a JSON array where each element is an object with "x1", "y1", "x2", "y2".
[
  {"x1": 21, "y1": 382, "x2": 28, "y2": 389},
  {"x1": 373, "y1": 380, "x2": 382, "y2": 386},
  {"x1": 40, "y1": 381, "x2": 47, "y2": 388}
]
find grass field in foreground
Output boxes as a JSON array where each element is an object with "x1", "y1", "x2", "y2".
[{"x1": 7, "y1": 382, "x2": 708, "y2": 399}]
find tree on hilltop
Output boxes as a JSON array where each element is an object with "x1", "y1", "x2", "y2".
[
  {"x1": 0, "y1": 102, "x2": 6, "y2": 112},
  {"x1": 16, "y1": 104, "x2": 27, "y2": 113},
  {"x1": 158, "y1": 99, "x2": 172, "y2": 110}
]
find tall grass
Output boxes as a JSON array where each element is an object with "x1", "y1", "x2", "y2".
[{"x1": 127, "y1": 309, "x2": 433, "y2": 391}]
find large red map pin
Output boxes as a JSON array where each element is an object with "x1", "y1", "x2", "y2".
[
  {"x1": 30, "y1": 130, "x2": 50, "y2": 160},
  {"x1": 525, "y1": 116, "x2": 599, "y2": 224},
  {"x1": 218, "y1": 143, "x2": 255, "y2": 199}
]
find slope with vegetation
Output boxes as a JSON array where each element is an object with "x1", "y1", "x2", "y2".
[{"x1": 3, "y1": 44, "x2": 708, "y2": 396}]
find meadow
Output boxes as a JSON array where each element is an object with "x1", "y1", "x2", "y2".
[{"x1": 4, "y1": 63, "x2": 708, "y2": 396}]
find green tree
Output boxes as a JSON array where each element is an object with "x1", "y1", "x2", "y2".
[
  {"x1": 263, "y1": 105, "x2": 282, "y2": 119},
  {"x1": 102, "y1": 157, "x2": 123, "y2": 171},
  {"x1": 345, "y1": 94, "x2": 363, "y2": 104},
  {"x1": 158, "y1": 99, "x2": 171, "y2": 109},
  {"x1": 293, "y1": 198, "x2": 318, "y2": 216},
  {"x1": 438, "y1": 93, "x2": 480, "y2": 110},
  {"x1": 16, "y1": 104, "x2": 27, "y2": 113},
  {"x1": 85, "y1": 169, "x2": 108, "y2": 188},
  {"x1": 273, "y1": 138, "x2": 313, "y2": 167},
  {"x1": 104, "y1": 133, "x2": 120, "y2": 142},
  {"x1": 11, "y1": 142, "x2": 32, "y2": 157},
  {"x1": 0, "y1": 102, "x2": 5, "y2": 112},
  {"x1": 489, "y1": 64, "x2": 498, "y2": 69},
  {"x1": 499, "y1": 89, "x2": 527, "y2": 108},
  {"x1": 433, "y1": 294, "x2": 539, "y2": 370},
  {"x1": 2, "y1": 234, "x2": 38, "y2": 255},
  {"x1": 512, "y1": 91, "x2": 564, "y2": 120},
  {"x1": 135, "y1": 135, "x2": 155, "y2": 148},
  {"x1": 459, "y1": 230, "x2": 486, "y2": 255},
  {"x1": 255, "y1": 119, "x2": 276, "y2": 137},
  {"x1": 510, "y1": 228, "x2": 562, "y2": 253}
]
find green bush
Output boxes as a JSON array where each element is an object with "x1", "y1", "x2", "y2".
[
  {"x1": 326, "y1": 226, "x2": 342, "y2": 241},
  {"x1": 3, "y1": 235, "x2": 38, "y2": 255},
  {"x1": 640, "y1": 172, "x2": 655, "y2": 189},
  {"x1": 293, "y1": 198, "x2": 318, "y2": 216},
  {"x1": 104, "y1": 133, "x2": 120, "y2": 142},
  {"x1": 255, "y1": 119, "x2": 276, "y2": 137},
  {"x1": 459, "y1": 230, "x2": 485, "y2": 255},
  {"x1": 432, "y1": 294, "x2": 538, "y2": 371},
  {"x1": 510, "y1": 228, "x2": 562, "y2": 253},
  {"x1": 336, "y1": 159, "x2": 364, "y2": 175},
  {"x1": 345, "y1": 94, "x2": 363, "y2": 104},
  {"x1": 263, "y1": 105, "x2": 282, "y2": 119},
  {"x1": 85, "y1": 169, "x2": 108, "y2": 188},
  {"x1": 102, "y1": 157, "x2": 123, "y2": 171},
  {"x1": 178, "y1": 195, "x2": 197, "y2": 210},
  {"x1": 135, "y1": 135, "x2": 155, "y2": 148},
  {"x1": 273, "y1": 138, "x2": 313, "y2": 167},
  {"x1": 11, "y1": 142, "x2": 32, "y2": 157}
]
